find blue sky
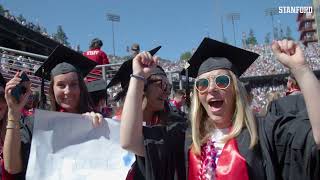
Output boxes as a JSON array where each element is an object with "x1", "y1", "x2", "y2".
[{"x1": 1, "y1": 0, "x2": 312, "y2": 61}]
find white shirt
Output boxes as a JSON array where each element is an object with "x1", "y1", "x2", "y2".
[{"x1": 210, "y1": 128, "x2": 229, "y2": 164}]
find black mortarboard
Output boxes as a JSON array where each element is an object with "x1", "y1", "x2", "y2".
[
  {"x1": 86, "y1": 79, "x2": 107, "y2": 93},
  {"x1": 34, "y1": 45, "x2": 98, "y2": 80},
  {"x1": 106, "y1": 46, "x2": 162, "y2": 89},
  {"x1": 34, "y1": 45, "x2": 97, "y2": 109},
  {"x1": 106, "y1": 46, "x2": 162, "y2": 101},
  {"x1": 181, "y1": 37, "x2": 260, "y2": 78}
]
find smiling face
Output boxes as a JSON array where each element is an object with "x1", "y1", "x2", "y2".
[
  {"x1": 52, "y1": 72, "x2": 80, "y2": 113},
  {"x1": 144, "y1": 75, "x2": 171, "y2": 112},
  {"x1": 197, "y1": 69, "x2": 236, "y2": 128}
]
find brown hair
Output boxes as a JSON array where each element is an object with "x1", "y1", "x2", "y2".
[{"x1": 48, "y1": 73, "x2": 93, "y2": 113}]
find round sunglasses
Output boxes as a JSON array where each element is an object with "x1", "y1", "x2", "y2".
[
  {"x1": 147, "y1": 79, "x2": 172, "y2": 94},
  {"x1": 195, "y1": 74, "x2": 231, "y2": 92}
]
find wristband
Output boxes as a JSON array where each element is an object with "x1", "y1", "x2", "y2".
[
  {"x1": 6, "y1": 123, "x2": 20, "y2": 129},
  {"x1": 130, "y1": 74, "x2": 147, "y2": 84},
  {"x1": 8, "y1": 119, "x2": 19, "y2": 123}
]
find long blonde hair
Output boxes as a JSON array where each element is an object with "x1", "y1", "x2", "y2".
[{"x1": 191, "y1": 70, "x2": 258, "y2": 154}]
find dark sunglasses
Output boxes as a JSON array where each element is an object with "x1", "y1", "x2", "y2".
[
  {"x1": 147, "y1": 79, "x2": 172, "y2": 93},
  {"x1": 195, "y1": 74, "x2": 231, "y2": 92}
]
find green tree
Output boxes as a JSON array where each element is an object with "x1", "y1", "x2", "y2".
[
  {"x1": 180, "y1": 51, "x2": 192, "y2": 61},
  {"x1": 53, "y1": 25, "x2": 70, "y2": 46},
  {"x1": 264, "y1": 32, "x2": 271, "y2": 44},
  {"x1": 246, "y1": 29, "x2": 258, "y2": 45},
  {"x1": 285, "y1": 26, "x2": 294, "y2": 40},
  {"x1": 0, "y1": 4, "x2": 5, "y2": 16}
]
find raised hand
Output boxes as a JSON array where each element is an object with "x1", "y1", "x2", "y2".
[
  {"x1": 132, "y1": 51, "x2": 159, "y2": 78},
  {"x1": 271, "y1": 39, "x2": 307, "y2": 71},
  {"x1": 5, "y1": 72, "x2": 31, "y2": 115}
]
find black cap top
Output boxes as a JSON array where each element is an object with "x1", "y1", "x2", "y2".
[
  {"x1": 181, "y1": 38, "x2": 259, "y2": 78},
  {"x1": 106, "y1": 46, "x2": 162, "y2": 89},
  {"x1": 86, "y1": 79, "x2": 107, "y2": 93},
  {"x1": 34, "y1": 45, "x2": 98, "y2": 80}
]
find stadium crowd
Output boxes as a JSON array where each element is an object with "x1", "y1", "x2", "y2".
[{"x1": 2, "y1": 39, "x2": 320, "y2": 115}]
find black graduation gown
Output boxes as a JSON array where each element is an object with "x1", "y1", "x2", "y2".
[
  {"x1": 132, "y1": 112, "x2": 188, "y2": 180},
  {"x1": 268, "y1": 94, "x2": 306, "y2": 116},
  {"x1": 236, "y1": 93, "x2": 320, "y2": 180},
  {"x1": 259, "y1": 109, "x2": 320, "y2": 180},
  {"x1": 264, "y1": 94, "x2": 320, "y2": 179},
  {"x1": 184, "y1": 99, "x2": 318, "y2": 180}
]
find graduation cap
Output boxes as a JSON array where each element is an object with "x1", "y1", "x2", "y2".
[
  {"x1": 106, "y1": 46, "x2": 162, "y2": 89},
  {"x1": 34, "y1": 45, "x2": 98, "y2": 108},
  {"x1": 86, "y1": 79, "x2": 108, "y2": 106},
  {"x1": 86, "y1": 79, "x2": 107, "y2": 93},
  {"x1": 181, "y1": 37, "x2": 260, "y2": 78},
  {"x1": 35, "y1": 45, "x2": 98, "y2": 80},
  {"x1": 106, "y1": 46, "x2": 162, "y2": 101}
]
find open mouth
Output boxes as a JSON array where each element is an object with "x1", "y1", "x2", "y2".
[{"x1": 208, "y1": 99, "x2": 224, "y2": 110}]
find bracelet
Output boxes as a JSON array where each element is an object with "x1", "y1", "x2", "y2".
[
  {"x1": 130, "y1": 74, "x2": 147, "y2": 84},
  {"x1": 6, "y1": 123, "x2": 20, "y2": 129},
  {"x1": 8, "y1": 119, "x2": 19, "y2": 123}
]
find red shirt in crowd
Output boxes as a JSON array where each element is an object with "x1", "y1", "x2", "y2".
[
  {"x1": 83, "y1": 48, "x2": 109, "y2": 65},
  {"x1": 169, "y1": 99, "x2": 182, "y2": 111}
]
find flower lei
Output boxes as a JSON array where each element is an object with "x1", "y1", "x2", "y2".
[{"x1": 199, "y1": 138, "x2": 217, "y2": 180}]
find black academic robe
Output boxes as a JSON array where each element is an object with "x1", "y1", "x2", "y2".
[
  {"x1": 132, "y1": 112, "x2": 188, "y2": 180},
  {"x1": 185, "y1": 107, "x2": 319, "y2": 180},
  {"x1": 260, "y1": 109, "x2": 320, "y2": 180},
  {"x1": 268, "y1": 94, "x2": 306, "y2": 116},
  {"x1": 264, "y1": 93, "x2": 320, "y2": 179}
]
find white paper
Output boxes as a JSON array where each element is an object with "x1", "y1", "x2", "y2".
[{"x1": 26, "y1": 109, "x2": 135, "y2": 180}]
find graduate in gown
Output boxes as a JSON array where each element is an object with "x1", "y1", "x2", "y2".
[
  {"x1": 2, "y1": 45, "x2": 104, "y2": 180},
  {"x1": 108, "y1": 47, "x2": 187, "y2": 180},
  {"x1": 183, "y1": 38, "x2": 320, "y2": 180}
]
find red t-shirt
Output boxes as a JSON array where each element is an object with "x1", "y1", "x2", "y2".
[{"x1": 83, "y1": 48, "x2": 109, "y2": 65}]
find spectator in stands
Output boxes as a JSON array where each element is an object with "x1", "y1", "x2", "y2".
[
  {"x1": 130, "y1": 43, "x2": 140, "y2": 57},
  {"x1": 285, "y1": 73, "x2": 301, "y2": 96},
  {"x1": 83, "y1": 38, "x2": 109, "y2": 65},
  {"x1": 120, "y1": 47, "x2": 187, "y2": 180},
  {"x1": 2, "y1": 46, "x2": 104, "y2": 178},
  {"x1": 169, "y1": 89, "x2": 186, "y2": 114},
  {"x1": 268, "y1": 73, "x2": 306, "y2": 117},
  {"x1": 259, "y1": 91, "x2": 281, "y2": 117}
]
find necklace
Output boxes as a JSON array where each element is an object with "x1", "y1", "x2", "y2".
[{"x1": 199, "y1": 138, "x2": 217, "y2": 180}]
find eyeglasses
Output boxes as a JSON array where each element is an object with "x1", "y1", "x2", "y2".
[
  {"x1": 147, "y1": 79, "x2": 172, "y2": 94},
  {"x1": 195, "y1": 74, "x2": 231, "y2": 92}
]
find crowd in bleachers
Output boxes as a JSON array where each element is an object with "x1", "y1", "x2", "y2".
[
  {"x1": 2, "y1": 39, "x2": 320, "y2": 114},
  {"x1": 1, "y1": 4, "x2": 320, "y2": 114},
  {"x1": 1, "y1": 8, "x2": 68, "y2": 45}
]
